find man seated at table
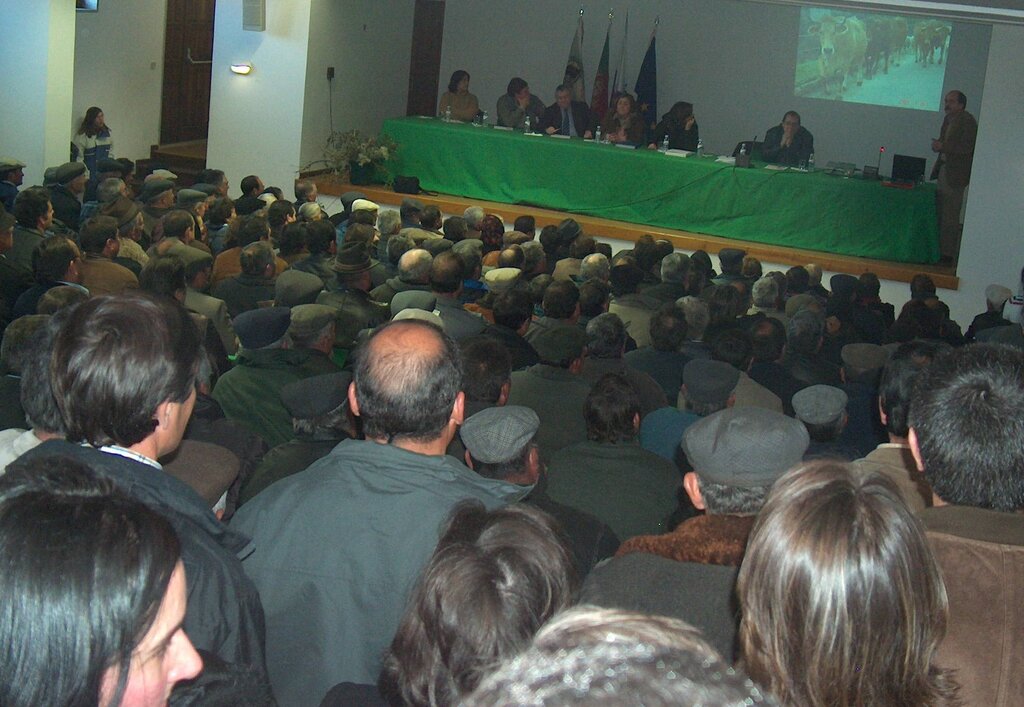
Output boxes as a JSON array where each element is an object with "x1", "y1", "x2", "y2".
[
  {"x1": 761, "y1": 110, "x2": 814, "y2": 166},
  {"x1": 496, "y1": 77, "x2": 545, "y2": 132},
  {"x1": 541, "y1": 84, "x2": 593, "y2": 139}
]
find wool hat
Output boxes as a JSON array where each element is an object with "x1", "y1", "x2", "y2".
[
  {"x1": 96, "y1": 157, "x2": 124, "y2": 173},
  {"x1": 531, "y1": 325, "x2": 587, "y2": 367},
  {"x1": 792, "y1": 385, "x2": 848, "y2": 425},
  {"x1": 829, "y1": 273, "x2": 859, "y2": 298},
  {"x1": 138, "y1": 179, "x2": 175, "y2": 204},
  {"x1": 483, "y1": 267, "x2": 521, "y2": 293},
  {"x1": 176, "y1": 189, "x2": 207, "y2": 207},
  {"x1": 683, "y1": 359, "x2": 740, "y2": 404},
  {"x1": 280, "y1": 371, "x2": 352, "y2": 419},
  {"x1": 234, "y1": 307, "x2": 291, "y2": 349},
  {"x1": 332, "y1": 240, "x2": 372, "y2": 274},
  {"x1": 54, "y1": 162, "x2": 87, "y2": 185},
  {"x1": 288, "y1": 303, "x2": 338, "y2": 339},
  {"x1": 351, "y1": 198, "x2": 379, "y2": 214},
  {"x1": 391, "y1": 290, "x2": 437, "y2": 316},
  {"x1": 100, "y1": 195, "x2": 140, "y2": 228},
  {"x1": 841, "y1": 343, "x2": 889, "y2": 373},
  {"x1": 683, "y1": 407, "x2": 809, "y2": 488},
  {"x1": 460, "y1": 405, "x2": 540, "y2": 464},
  {"x1": 161, "y1": 440, "x2": 240, "y2": 509},
  {"x1": 274, "y1": 269, "x2": 324, "y2": 307},
  {"x1": 42, "y1": 167, "x2": 59, "y2": 185},
  {"x1": 0, "y1": 157, "x2": 25, "y2": 172}
]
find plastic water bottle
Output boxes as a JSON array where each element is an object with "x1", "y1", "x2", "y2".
[
  {"x1": 523, "y1": 115, "x2": 531, "y2": 134},
  {"x1": 696, "y1": 138, "x2": 704, "y2": 157},
  {"x1": 807, "y1": 152, "x2": 816, "y2": 172},
  {"x1": 444, "y1": 104, "x2": 451, "y2": 123},
  {"x1": 595, "y1": 125, "x2": 602, "y2": 143},
  {"x1": 661, "y1": 135, "x2": 670, "y2": 152},
  {"x1": 740, "y1": 143, "x2": 747, "y2": 156},
  {"x1": 481, "y1": 110, "x2": 489, "y2": 126}
]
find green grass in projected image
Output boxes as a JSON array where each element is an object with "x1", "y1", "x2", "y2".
[{"x1": 795, "y1": 7, "x2": 951, "y2": 111}]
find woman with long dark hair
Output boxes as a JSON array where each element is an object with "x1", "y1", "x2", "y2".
[
  {"x1": 601, "y1": 93, "x2": 645, "y2": 145},
  {"x1": 438, "y1": 69, "x2": 479, "y2": 122},
  {"x1": 649, "y1": 101, "x2": 700, "y2": 151},
  {"x1": 73, "y1": 105, "x2": 114, "y2": 177}
]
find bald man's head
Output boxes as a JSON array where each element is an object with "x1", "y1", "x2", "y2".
[{"x1": 352, "y1": 320, "x2": 463, "y2": 442}]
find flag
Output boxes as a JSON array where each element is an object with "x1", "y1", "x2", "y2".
[
  {"x1": 563, "y1": 12, "x2": 586, "y2": 102},
  {"x1": 610, "y1": 10, "x2": 629, "y2": 108},
  {"x1": 590, "y1": 23, "x2": 610, "y2": 122},
  {"x1": 634, "y1": 30, "x2": 658, "y2": 134}
]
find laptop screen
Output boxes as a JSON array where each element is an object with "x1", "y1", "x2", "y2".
[{"x1": 891, "y1": 155, "x2": 926, "y2": 183}]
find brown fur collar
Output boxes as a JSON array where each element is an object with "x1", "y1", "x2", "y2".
[{"x1": 616, "y1": 513, "x2": 755, "y2": 566}]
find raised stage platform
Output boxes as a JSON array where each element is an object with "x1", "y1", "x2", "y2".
[{"x1": 316, "y1": 176, "x2": 958, "y2": 290}]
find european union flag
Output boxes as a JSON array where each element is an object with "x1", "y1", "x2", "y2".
[{"x1": 634, "y1": 34, "x2": 657, "y2": 137}]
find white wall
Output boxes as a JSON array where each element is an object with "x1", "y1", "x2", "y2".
[
  {"x1": 299, "y1": 0, "x2": 416, "y2": 169},
  {"x1": 207, "y1": 0, "x2": 313, "y2": 195},
  {"x1": 73, "y1": 0, "x2": 167, "y2": 164},
  {"x1": 440, "y1": 0, "x2": 991, "y2": 177},
  {"x1": 0, "y1": 0, "x2": 77, "y2": 187}
]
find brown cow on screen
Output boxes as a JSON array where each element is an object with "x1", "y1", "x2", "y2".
[{"x1": 809, "y1": 15, "x2": 868, "y2": 98}]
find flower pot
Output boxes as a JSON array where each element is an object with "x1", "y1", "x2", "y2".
[{"x1": 348, "y1": 162, "x2": 375, "y2": 185}]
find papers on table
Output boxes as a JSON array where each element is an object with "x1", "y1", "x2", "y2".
[
  {"x1": 548, "y1": 133, "x2": 571, "y2": 139},
  {"x1": 493, "y1": 125, "x2": 513, "y2": 131},
  {"x1": 716, "y1": 156, "x2": 736, "y2": 165},
  {"x1": 665, "y1": 149, "x2": 694, "y2": 158},
  {"x1": 764, "y1": 164, "x2": 789, "y2": 171}
]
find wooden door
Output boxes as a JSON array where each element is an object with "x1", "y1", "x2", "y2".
[
  {"x1": 161, "y1": 0, "x2": 216, "y2": 144},
  {"x1": 406, "y1": 0, "x2": 445, "y2": 117}
]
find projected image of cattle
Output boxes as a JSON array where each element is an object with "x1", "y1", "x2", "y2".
[{"x1": 795, "y1": 8, "x2": 951, "y2": 111}]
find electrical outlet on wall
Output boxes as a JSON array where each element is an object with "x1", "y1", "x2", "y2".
[{"x1": 327, "y1": 66, "x2": 335, "y2": 80}]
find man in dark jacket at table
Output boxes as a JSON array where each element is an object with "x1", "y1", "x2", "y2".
[
  {"x1": 762, "y1": 110, "x2": 814, "y2": 166},
  {"x1": 540, "y1": 84, "x2": 594, "y2": 138}
]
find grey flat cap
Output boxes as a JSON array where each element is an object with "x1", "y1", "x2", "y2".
[
  {"x1": 460, "y1": 405, "x2": 540, "y2": 463},
  {"x1": 792, "y1": 384, "x2": 848, "y2": 425}
]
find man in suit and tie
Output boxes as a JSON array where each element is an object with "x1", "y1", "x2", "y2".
[{"x1": 541, "y1": 85, "x2": 593, "y2": 139}]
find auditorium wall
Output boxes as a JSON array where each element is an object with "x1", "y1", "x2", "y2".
[
  {"x1": 298, "y1": 1, "x2": 416, "y2": 170},
  {"x1": 0, "y1": 0, "x2": 77, "y2": 187},
  {"x1": 73, "y1": 0, "x2": 168, "y2": 165}
]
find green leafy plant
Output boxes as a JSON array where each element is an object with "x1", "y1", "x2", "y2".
[{"x1": 323, "y1": 129, "x2": 398, "y2": 178}]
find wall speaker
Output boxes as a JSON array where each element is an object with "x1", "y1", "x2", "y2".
[{"x1": 242, "y1": 0, "x2": 266, "y2": 32}]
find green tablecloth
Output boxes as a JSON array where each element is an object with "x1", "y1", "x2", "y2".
[{"x1": 382, "y1": 116, "x2": 939, "y2": 264}]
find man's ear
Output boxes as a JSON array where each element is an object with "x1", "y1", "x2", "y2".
[
  {"x1": 522, "y1": 446, "x2": 541, "y2": 485},
  {"x1": 878, "y1": 397, "x2": 888, "y2": 426},
  {"x1": 347, "y1": 381, "x2": 360, "y2": 417},
  {"x1": 683, "y1": 472, "x2": 706, "y2": 510},
  {"x1": 464, "y1": 450, "x2": 474, "y2": 470},
  {"x1": 908, "y1": 427, "x2": 925, "y2": 472},
  {"x1": 451, "y1": 391, "x2": 465, "y2": 426},
  {"x1": 497, "y1": 380, "x2": 511, "y2": 406}
]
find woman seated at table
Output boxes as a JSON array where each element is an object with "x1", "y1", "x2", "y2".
[
  {"x1": 601, "y1": 93, "x2": 645, "y2": 145},
  {"x1": 438, "y1": 69, "x2": 479, "y2": 122},
  {"x1": 648, "y1": 101, "x2": 699, "y2": 151}
]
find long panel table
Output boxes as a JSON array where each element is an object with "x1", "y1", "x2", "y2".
[{"x1": 382, "y1": 116, "x2": 939, "y2": 264}]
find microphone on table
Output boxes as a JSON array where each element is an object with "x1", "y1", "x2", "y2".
[{"x1": 877, "y1": 146, "x2": 885, "y2": 173}]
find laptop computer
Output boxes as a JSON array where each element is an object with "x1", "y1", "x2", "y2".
[{"x1": 891, "y1": 154, "x2": 926, "y2": 184}]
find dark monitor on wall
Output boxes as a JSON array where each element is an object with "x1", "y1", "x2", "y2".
[{"x1": 891, "y1": 154, "x2": 927, "y2": 184}]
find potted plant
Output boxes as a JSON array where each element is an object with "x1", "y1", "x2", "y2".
[{"x1": 322, "y1": 129, "x2": 398, "y2": 186}]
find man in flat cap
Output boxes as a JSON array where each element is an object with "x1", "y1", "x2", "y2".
[
  {"x1": 288, "y1": 303, "x2": 342, "y2": 375},
  {"x1": 293, "y1": 220, "x2": 337, "y2": 289},
  {"x1": 136, "y1": 177, "x2": 176, "y2": 244},
  {"x1": 781, "y1": 307, "x2": 843, "y2": 388},
  {"x1": 100, "y1": 193, "x2": 149, "y2": 271},
  {"x1": 274, "y1": 268, "x2": 324, "y2": 308},
  {"x1": 317, "y1": 240, "x2": 389, "y2": 350},
  {"x1": 76, "y1": 215, "x2": 139, "y2": 296},
  {"x1": 0, "y1": 157, "x2": 26, "y2": 211},
  {"x1": 792, "y1": 384, "x2": 855, "y2": 460},
  {"x1": 547, "y1": 373, "x2": 680, "y2": 541},
  {"x1": 212, "y1": 306, "x2": 315, "y2": 448},
  {"x1": 181, "y1": 246, "x2": 237, "y2": 356},
  {"x1": 461, "y1": 404, "x2": 620, "y2": 577},
  {"x1": 238, "y1": 371, "x2": 355, "y2": 506},
  {"x1": 211, "y1": 213, "x2": 289, "y2": 288},
  {"x1": 583, "y1": 406, "x2": 809, "y2": 660},
  {"x1": 508, "y1": 325, "x2": 592, "y2": 460},
  {"x1": 47, "y1": 162, "x2": 88, "y2": 232},
  {"x1": 640, "y1": 359, "x2": 738, "y2": 469},
  {"x1": 232, "y1": 319, "x2": 530, "y2": 703}
]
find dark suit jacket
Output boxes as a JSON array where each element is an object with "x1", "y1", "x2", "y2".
[
  {"x1": 540, "y1": 100, "x2": 593, "y2": 137},
  {"x1": 930, "y1": 109, "x2": 978, "y2": 187}
]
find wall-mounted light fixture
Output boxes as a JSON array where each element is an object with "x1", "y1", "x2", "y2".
[{"x1": 230, "y1": 62, "x2": 254, "y2": 75}]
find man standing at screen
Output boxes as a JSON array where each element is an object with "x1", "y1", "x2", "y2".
[
  {"x1": 762, "y1": 111, "x2": 814, "y2": 166},
  {"x1": 930, "y1": 90, "x2": 977, "y2": 264}
]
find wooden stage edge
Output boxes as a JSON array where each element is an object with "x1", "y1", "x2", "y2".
[{"x1": 315, "y1": 176, "x2": 959, "y2": 290}]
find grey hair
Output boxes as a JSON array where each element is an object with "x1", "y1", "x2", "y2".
[
  {"x1": 660, "y1": 252, "x2": 690, "y2": 284},
  {"x1": 378, "y1": 209, "x2": 402, "y2": 236},
  {"x1": 580, "y1": 253, "x2": 610, "y2": 282},
  {"x1": 96, "y1": 178, "x2": 124, "y2": 204},
  {"x1": 676, "y1": 296, "x2": 710, "y2": 341},
  {"x1": 399, "y1": 249, "x2": 433, "y2": 284},
  {"x1": 464, "y1": 206, "x2": 485, "y2": 229},
  {"x1": 751, "y1": 276, "x2": 779, "y2": 308}
]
